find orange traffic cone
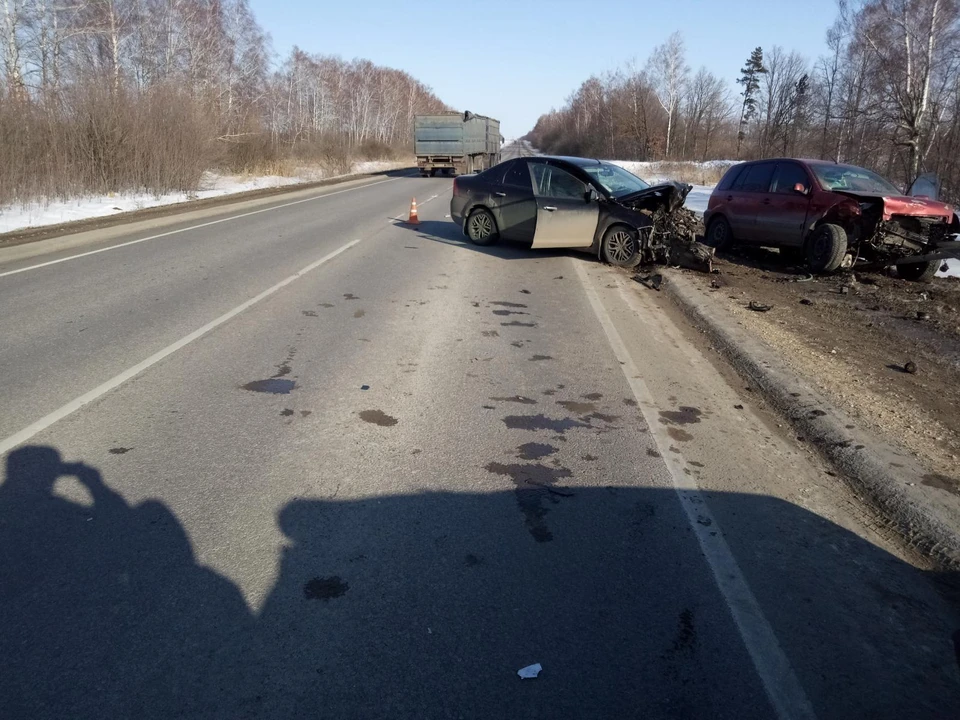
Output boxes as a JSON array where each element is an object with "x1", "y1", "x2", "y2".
[{"x1": 407, "y1": 197, "x2": 420, "y2": 224}]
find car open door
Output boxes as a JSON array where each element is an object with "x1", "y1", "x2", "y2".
[{"x1": 528, "y1": 162, "x2": 600, "y2": 248}]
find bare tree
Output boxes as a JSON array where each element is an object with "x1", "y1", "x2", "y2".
[{"x1": 647, "y1": 31, "x2": 688, "y2": 158}]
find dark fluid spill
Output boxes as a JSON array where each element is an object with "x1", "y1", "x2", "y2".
[
  {"x1": 501, "y1": 321, "x2": 537, "y2": 327},
  {"x1": 588, "y1": 412, "x2": 620, "y2": 424},
  {"x1": 493, "y1": 309, "x2": 528, "y2": 316},
  {"x1": 516, "y1": 442, "x2": 557, "y2": 460},
  {"x1": 482, "y1": 330, "x2": 499, "y2": 337},
  {"x1": 529, "y1": 355, "x2": 553, "y2": 362},
  {"x1": 491, "y1": 395, "x2": 537, "y2": 405},
  {"x1": 668, "y1": 427, "x2": 695, "y2": 442},
  {"x1": 243, "y1": 378, "x2": 296, "y2": 394},
  {"x1": 303, "y1": 576, "x2": 349, "y2": 601},
  {"x1": 490, "y1": 301, "x2": 528, "y2": 308},
  {"x1": 673, "y1": 609, "x2": 696, "y2": 652},
  {"x1": 485, "y1": 461, "x2": 574, "y2": 543},
  {"x1": 659, "y1": 406, "x2": 703, "y2": 425},
  {"x1": 108, "y1": 447, "x2": 131, "y2": 455},
  {"x1": 557, "y1": 400, "x2": 596, "y2": 414},
  {"x1": 922, "y1": 473, "x2": 960, "y2": 496},
  {"x1": 280, "y1": 409, "x2": 294, "y2": 417},
  {"x1": 582, "y1": 393, "x2": 603, "y2": 401},
  {"x1": 359, "y1": 409, "x2": 398, "y2": 427},
  {"x1": 503, "y1": 414, "x2": 588, "y2": 434}
]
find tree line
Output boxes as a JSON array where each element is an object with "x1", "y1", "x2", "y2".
[
  {"x1": 525, "y1": 0, "x2": 960, "y2": 200},
  {"x1": 0, "y1": 0, "x2": 447, "y2": 204}
]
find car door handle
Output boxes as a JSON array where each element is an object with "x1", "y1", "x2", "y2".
[
  {"x1": 543, "y1": 206, "x2": 557, "y2": 212},
  {"x1": 495, "y1": 192, "x2": 506, "y2": 197}
]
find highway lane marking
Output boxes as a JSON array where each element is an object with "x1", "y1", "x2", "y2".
[
  {"x1": 0, "y1": 177, "x2": 401, "y2": 279},
  {"x1": 573, "y1": 260, "x2": 817, "y2": 720},
  {"x1": 0, "y1": 238, "x2": 366, "y2": 456}
]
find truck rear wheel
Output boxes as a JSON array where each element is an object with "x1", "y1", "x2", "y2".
[
  {"x1": 807, "y1": 224, "x2": 848, "y2": 273},
  {"x1": 897, "y1": 261, "x2": 938, "y2": 283}
]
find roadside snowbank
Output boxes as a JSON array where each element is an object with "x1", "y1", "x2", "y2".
[{"x1": 0, "y1": 160, "x2": 405, "y2": 235}]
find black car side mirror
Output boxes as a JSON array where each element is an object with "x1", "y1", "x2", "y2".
[{"x1": 585, "y1": 187, "x2": 597, "y2": 203}]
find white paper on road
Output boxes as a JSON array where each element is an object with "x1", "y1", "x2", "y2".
[{"x1": 517, "y1": 663, "x2": 542, "y2": 679}]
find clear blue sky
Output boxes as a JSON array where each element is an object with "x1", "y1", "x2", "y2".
[{"x1": 249, "y1": 0, "x2": 839, "y2": 139}]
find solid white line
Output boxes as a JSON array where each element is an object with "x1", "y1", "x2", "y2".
[
  {"x1": 0, "y1": 238, "x2": 365, "y2": 456},
  {"x1": 572, "y1": 260, "x2": 817, "y2": 720},
  {"x1": 0, "y1": 178, "x2": 398, "y2": 279}
]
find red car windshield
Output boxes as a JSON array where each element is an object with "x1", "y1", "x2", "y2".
[{"x1": 809, "y1": 163, "x2": 901, "y2": 195}]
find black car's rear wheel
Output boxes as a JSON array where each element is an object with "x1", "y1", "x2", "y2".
[
  {"x1": 601, "y1": 225, "x2": 642, "y2": 267},
  {"x1": 466, "y1": 208, "x2": 499, "y2": 246}
]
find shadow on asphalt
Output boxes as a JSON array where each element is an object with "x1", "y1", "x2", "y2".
[
  {"x1": 2, "y1": 445, "x2": 959, "y2": 717},
  {"x1": 397, "y1": 219, "x2": 589, "y2": 264}
]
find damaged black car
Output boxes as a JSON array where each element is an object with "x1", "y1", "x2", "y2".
[{"x1": 450, "y1": 156, "x2": 711, "y2": 270}]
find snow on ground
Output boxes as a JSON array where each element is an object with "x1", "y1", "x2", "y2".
[
  {"x1": 940, "y1": 259, "x2": 960, "y2": 278},
  {"x1": 0, "y1": 160, "x2": 404, "y2": 235}
]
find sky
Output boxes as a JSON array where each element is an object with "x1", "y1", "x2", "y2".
[{"x1": 249, "y1": 0, "x2": 840, "y2": 140}]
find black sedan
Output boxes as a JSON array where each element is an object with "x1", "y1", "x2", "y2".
[{"x1": 450, "y1": 156, "x2": 691, "y2": 267}]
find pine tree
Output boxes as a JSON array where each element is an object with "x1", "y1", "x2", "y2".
[{"x1": 736, "y1": 47, "x2": 767, "y2": 158}]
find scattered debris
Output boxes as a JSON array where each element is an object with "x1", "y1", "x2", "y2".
[
  {"x1": 916, "y1": 311, "x2": 929, "y2": 321},
  {"x1": 734, "y1": 404, "x2": 744, "y2": 410},
  {"x1": 634, "y1": 273, "x2": 663, "y2": 291},
  {"x1": 799, "y1": 298, "x2": 814, "y2": 306},
  {"x1": 520, "y1": 289, "x2": 531, "y2": 294},
  {"x1": 748, "y1": 301, "x2": 773, "y2": 312},
  {"x1": 517, "y1": 663, "x2": 542, "y2": 680},
  {"x1": 360, "y1": 384, "x2": 370, "y2": 390},
  {"x1": 839, "y1": 286, "x2": 850, "y2": 295},
  {"x1": 905, "y1": 361, "x2": 918, "y2": 374}
]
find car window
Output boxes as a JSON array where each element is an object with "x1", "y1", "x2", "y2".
[
  {"x1": 773, "y1": 163, "x2": 811, "y2": 194},
  {"x1": 530, "y1": 163, "x2": 587, "y2": 199},
  {"x1": 736, "y1": 163, "x2": 775, "y2": 193},
  {"x1": 717, "y1": 165, "x2": 745, "y2": 191},
  {"x1": 502, "y1": 161, "x2": 532, "y2": 190}
]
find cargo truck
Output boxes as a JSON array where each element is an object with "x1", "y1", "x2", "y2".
[{"x1": 415, "y1": 112, "x2": 501, "y2": 177}]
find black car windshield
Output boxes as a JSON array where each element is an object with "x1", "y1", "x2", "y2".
[
  {"x1": 809, "y1": 163, "x2": 901, "y2": 195},
  {"x1": 581, "y1": 163, "x2": 650, "y2": 198}
]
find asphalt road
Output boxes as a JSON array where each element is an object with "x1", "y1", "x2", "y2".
[{"x1": 1, "y1": 161, "x2": 958, "y2": 719}]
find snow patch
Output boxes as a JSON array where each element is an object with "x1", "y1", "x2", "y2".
[
  {"x1": 0, "y1": 160, "x2": 405, "y2": 235},
  {"x1": 939, "y1": 258, "x2": 960, "y2": 278}
]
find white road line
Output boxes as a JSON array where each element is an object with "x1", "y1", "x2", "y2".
[
  {"x1": 572, "y1": 260, "x2": 817, "y2": 720},
  {"x1": 0, "y1": 178, "x2": 399, "y2": 279},
  {"x1": 0, "y1": 238, "x2": 365, "y2": 456}
]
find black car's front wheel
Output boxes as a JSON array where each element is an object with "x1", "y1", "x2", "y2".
[
  {"x1": 465, "y1": 208, "x2": 499, "y2": 246},
  {"x1": 600, "y1": 225, "x2": 642, "y2": 268}
]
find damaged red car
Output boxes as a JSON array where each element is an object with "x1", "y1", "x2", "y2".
[{"x1": 704, "y1": 158, "x2": 960, "y2": 282}]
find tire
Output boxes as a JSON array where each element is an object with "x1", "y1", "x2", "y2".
[
  {"x1": 465, "y1": 208, "x2": 499, "y2": 246},
  {"x1": 600, "y1": 225, "x2": 642, "y2": 268},
  {"x1": 807, "y1": 224, "x2": 848, "y2": 273},
  {"x1": 706, "y1": 216, "x2": 733, "y2": 250},
  {"x1": 897, "y1": 260, "x2": 938, "y2": 283}
]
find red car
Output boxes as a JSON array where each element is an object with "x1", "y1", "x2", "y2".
[{"x1": 704, "y1": 158, "x2": 959, "y2": 282}]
